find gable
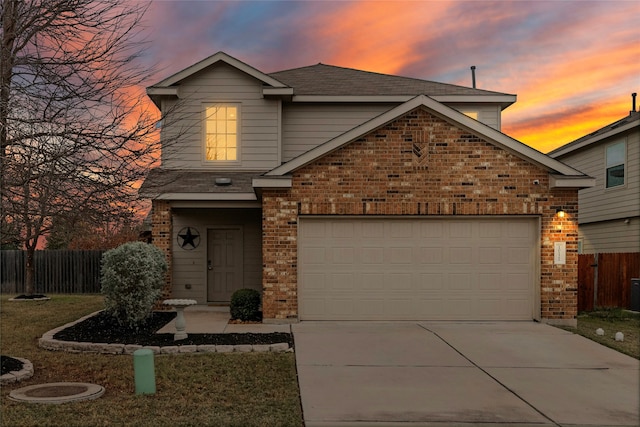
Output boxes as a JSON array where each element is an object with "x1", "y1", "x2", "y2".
[
  {"x1": 263, "y1": 96, "x2": 593, "y2": 190},
  {"x1": 292, "y1": 108, "x2": 552, "y2": 212},
  {"x1": 147, "y1": 51, "x2": 291, "y2": 108}
]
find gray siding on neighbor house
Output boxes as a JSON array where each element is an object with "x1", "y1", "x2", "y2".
[
  {"x1": 559, "y1": 129, "x2": 639, "y2": 224},
  {"x1": 170, "y1": 208, "x2": 262, "y2": 303},
  {"x1": 160, "y1": 62, "x2": 280, "y2": 170},
  {"x1": 579, "y1": 219, "x2": 640, "y2": 254}
]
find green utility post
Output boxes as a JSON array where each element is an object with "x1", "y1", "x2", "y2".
[{"x1": 133, "y1": 349, "x2": 156, "y2": 395}]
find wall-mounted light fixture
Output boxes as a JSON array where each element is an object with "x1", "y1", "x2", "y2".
[{"x1": 556, "y1": 208, "x2": 565, "y2": 218}]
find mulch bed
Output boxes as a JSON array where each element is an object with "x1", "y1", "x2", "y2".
[
  {"x1": 52, "y1": 311, "x2": 293, "y2": 347},
  {"x1": 1, "y1": 356, "x2": 24, "y2": 376}
]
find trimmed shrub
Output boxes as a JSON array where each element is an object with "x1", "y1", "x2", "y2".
[
  {"x1": 230, "y1": 288, "x2": 261, "y2": 321},
  {"x1": 100, "y1": 242, "x2": 168, "y2": 330}
]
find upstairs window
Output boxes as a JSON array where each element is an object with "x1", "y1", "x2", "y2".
[
  {"x1": 205, "y1": 105, "x2": 238, "y2": 161},
  {"x1": 462, "y1": 111, "x2": 478, "y2": 120},
  {"x1": 605, "y1": 141, "x2": 625, "y2": 188}
]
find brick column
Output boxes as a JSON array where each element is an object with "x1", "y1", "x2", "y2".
[
  {"x1": 539, "y1": 191, "x2": 579, "y2": 326},
  {"x1": 151, "y1": 200, "x2": 173, "y2": 309},
  {"x1": 262, "y1": 190, "x2": 299, "y2": 321}
]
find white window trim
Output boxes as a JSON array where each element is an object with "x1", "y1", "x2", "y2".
[
  {"x1": 202, "y1": 102, "x2": 241, "y2": 166},
  {"x1": 604, "y1": 139, "x2": 626, "y2": 190}
]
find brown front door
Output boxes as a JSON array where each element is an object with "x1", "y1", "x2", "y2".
[{"x1": 207, "y1": 227, "x2": 243, "y2": 302}]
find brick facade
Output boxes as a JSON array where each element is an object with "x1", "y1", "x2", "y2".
[
  {"x1": 262, "y1": 107, "x2": 578, "y2": 323},
  {"x1": 151, "y1": 200, "x2": 173, "y2": 309}
]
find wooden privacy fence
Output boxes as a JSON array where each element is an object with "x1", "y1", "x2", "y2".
[
  {"x1": 0, "y1": 250, "x2": 104, "y2": 294},
  {"x1": 578, "y1": 252, "x2": 640, "y2": 311}
]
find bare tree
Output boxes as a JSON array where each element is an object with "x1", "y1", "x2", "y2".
[{"x1": 1, "y1": 0, "x2": 160, "y2": 295}]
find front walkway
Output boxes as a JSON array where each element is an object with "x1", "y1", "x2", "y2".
[
  {"x1": 292, "y1": 321, "x2": 640, "y2": 426},
  {"x1": 157, "y1": 305, "x2": 291, "y2": 334}
]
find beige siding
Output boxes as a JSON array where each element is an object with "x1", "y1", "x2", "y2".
[
  {"x1": 449, "y1": 104, "x2": 502, "y2": 130},
  {"x1": 170, "y1": 208, "x2": 262, "y2": 303},
  {"x1": 160, "y1": 62, "x2": 280, "y2": 170},
  {"x1": 281, "y1": 103, "x2": 503, "y2": 162},
  {"x1": 579, "y1": 218, "x2": 640, "y2": 254},
  {"x1": 281, "y1": 103, "x2": 397, "y2": 161},
  {"x1": 560, "y1": 129, "x2": 639, "y2": 224}
]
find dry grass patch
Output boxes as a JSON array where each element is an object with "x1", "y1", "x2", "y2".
[{"x1": 1, "y1": 295, "x2": 303, "y2": 426}]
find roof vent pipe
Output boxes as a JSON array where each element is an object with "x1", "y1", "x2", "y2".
[
  {"x1": 470, "y1": 66, "x2": 476, "y2": 88},
  {"x1": 631, "y1": 92, "x2": 637, "y2": 114}
]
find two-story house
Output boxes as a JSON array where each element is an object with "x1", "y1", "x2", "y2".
[
  {"x1": 549, "y1": 107, "x2": 639, "y2": 254},
  {"x1": 140, "y1": 52, "x2": 593, "y2": 325}
]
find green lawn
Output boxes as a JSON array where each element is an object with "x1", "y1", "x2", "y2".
[
  {"x1": 560, "y1": 308, "x2": 640, "y2": 360},
  {"x1": 0, "y1": 295, "x2": 303, "y2": 427}
]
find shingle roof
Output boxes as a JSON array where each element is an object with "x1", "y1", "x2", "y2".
[
  {"x1": 548, "y1": 111, "x2": 640, "y2": 157},
  {"x1": 139, "y1": 169, "x2": 261, "y2": 197},
  {"x1": 268, "y1": 64, "x2": 511, "y2": 97}
]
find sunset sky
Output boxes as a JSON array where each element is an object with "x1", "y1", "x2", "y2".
[{"x1": 140, "y1": 0, "x2": 639, "y2": 153}]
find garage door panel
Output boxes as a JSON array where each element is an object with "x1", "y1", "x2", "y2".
[
  {"x1": 331, "y1": 222, "x2": 355, "y2": 238},
  {"x1": 362, "y1": 247, "x2": 384, "y2": 264},
  {"x1": 450, "y1": 247, "x2": 473, "y2": 264},
  {"x1": 299, "y1": 218, "x2": 537, "y2": 320},
  {"x1": 506, "y1": 273, "x2": 530, "y2": 290},
  {"x1": 420, "y1": 222, "x2": 444, "y2": 238},
  {"x1": 508, "y1": 221, "x2": 533, "y2": 238},
  {"x1": 302, "y1": 247, "x2": 327, "y2": 264},
  {"x1": 449, "y1": 273, "x2": 472, "y2": 290},
  {"x1": 479, "y1": 222, "x2": 502, "y2": 238},
  {"x1": 332, "y1": 247, "x2": 354, "y2": 264},
  {"x1": 508, "y1": 247, "x2": 531, "y2": 264},
  {"x1": 390, "y1": 247, "x2": 413, "y2": 264},
  {"x1": 302, "y1": 272, "x2": 326, "y2": 290},
  {"x1": 478, "y1": 247, "x2": 502, "y2": 264},
  {"x1": 362, "y1": 272, "x2": 384, "y2": 290},
  {"x1": 419, "y1": 273, "x2": 444, "y2": 290},
  {"x1": 450, "y1": 221, "x2": 473, "y2": 238},
  {"x1": 478, "y1": 273, "x2": 501, "y2": 290}
]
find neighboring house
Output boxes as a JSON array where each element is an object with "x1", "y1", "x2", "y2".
[
  {"x1": 549, "y1": 108, "x2": 640, "y2": 254},
  {"x1": 140, "y1": 52, "x2": 594, "y2": 325}
]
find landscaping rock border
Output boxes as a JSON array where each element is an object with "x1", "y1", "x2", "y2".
[
  {"x1": 38, "y1": 311, "x2": 292, "y2": 355},
  {"x1": 0, "y1": 357, "x2": 34, "y2": 385}
]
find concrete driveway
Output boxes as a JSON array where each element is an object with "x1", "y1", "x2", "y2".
[{"x1": 292, "y1": 321, "x2": 640, "y2": 426}]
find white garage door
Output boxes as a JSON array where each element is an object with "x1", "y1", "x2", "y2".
[{"x1": 298, "y1": 217, "x2": 538, "y2": 320}]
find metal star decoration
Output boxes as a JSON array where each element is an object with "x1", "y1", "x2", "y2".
[{"x1": 177, "y1": 227, "x2": 200, "y2": 250}]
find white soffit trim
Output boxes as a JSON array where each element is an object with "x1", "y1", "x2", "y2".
[
  {"x1": 153, "y1": 192, "x2": 258, "y2": 201},
  {"x1": 146, "y1": 87, "x2": 178, "y2": 97},
  {"x1": 266, "y1": 95, "x2": 586, "y2": 178},
  {"x1": 288, "y1": 94, "x2": 516, "y2": 105},
  {"x1": 252, "y1": 177, "x2": 292, "y2": 188},
  {"x1": 170, "y1": 201, "x2": 262, "y2": 208},
  {"x1": 263, "y1": 87, "x2": 294, "y2": 96},
  {"x1": 549, "y1": 175, "x2": 596, "y2": 189},
  {"x1": 434, "y1": 94, "x2": 517, "y2": 104},
  {"x1": 151, "y1": 51, "x2": 288, "y2": 89}
]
